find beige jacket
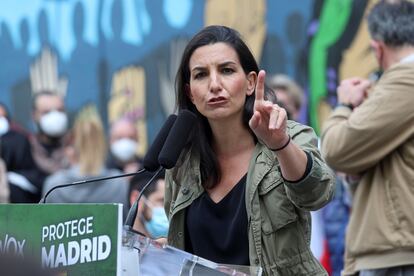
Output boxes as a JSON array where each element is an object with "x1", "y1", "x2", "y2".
[{"x1": 321, "y1": 61, "x2": 414, "y2": 274}]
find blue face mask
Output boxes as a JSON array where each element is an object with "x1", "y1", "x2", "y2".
[{"x1": 144, "y1": 207, "x2": 169, "y2": 238}]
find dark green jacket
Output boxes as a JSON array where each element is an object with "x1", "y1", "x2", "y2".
[{"x1": 165, "y1": 121, "x2": 335, "y2": 275}]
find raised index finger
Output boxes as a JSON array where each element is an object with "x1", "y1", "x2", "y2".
[{"x1": 255, "y1": 70, "x2": 266, "y2": 102}]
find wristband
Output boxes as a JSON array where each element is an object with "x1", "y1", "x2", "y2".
[{"x1": 269, "y1": 135, "x2": 291, "y2": 152}]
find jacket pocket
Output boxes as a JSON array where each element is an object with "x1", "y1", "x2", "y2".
[
  {"x1": 258, "y1": 173, "x2": 298, "y2": 234},
  {"x1": 257, "y1": 172, "x2": 319, "y2": 274},
  {"x1": 264, "y1": 251, "x2": 327, "y2": 276}
]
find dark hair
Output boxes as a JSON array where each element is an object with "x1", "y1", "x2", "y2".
[
  {"x1": 129, "y1": 170, "x2": 165, "y2": 203},
  {"x1": 368, "y1": 0, "x2": 414, "y2": 47},
  {"x1": 175, "y1": 25, "x2": 275, "y2": 189}
]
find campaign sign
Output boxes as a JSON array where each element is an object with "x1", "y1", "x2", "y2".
[{"x1": 0, "y1": 204, "x2": 122, "y2": 275}]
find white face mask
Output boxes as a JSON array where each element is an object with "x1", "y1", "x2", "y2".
[
  {"x1": 0, "y1": 116, "x2": 10, "y2": 136},
  {"x1": 110, "y1": 138, "x2": 138, "y2": 162},
  {"x1": 39, "y1": 110, "x2": 68, "y2": 137}
]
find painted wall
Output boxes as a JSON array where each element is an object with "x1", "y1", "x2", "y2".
[{"x1": 0, "y1": 0, "x2": 379, "y2": 151}]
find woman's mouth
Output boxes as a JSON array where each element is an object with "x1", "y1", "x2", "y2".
[{"x1": 208, "y1": 97, "x2": 228, "y2": 105}]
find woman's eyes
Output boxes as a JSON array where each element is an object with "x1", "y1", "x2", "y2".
[
  {"x1": 221, "y1": 67, "x2": 235, "y2": 74},
  {"x1": 193, "y1": 68, "x2": 235, "y2": 79},
  {"x1": 194, "y1": 71, "x2": 207, "y2": 79}
]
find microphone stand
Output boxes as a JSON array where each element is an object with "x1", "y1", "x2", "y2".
[
  {"x1": 40, "y1": 168, "x2": 146, "y2": 203},
  {"x1": 124, "y1": 167, "x2": 164, "y2": 233}
]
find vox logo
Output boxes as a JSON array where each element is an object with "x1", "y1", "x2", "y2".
[{"x1": 0, "y1": 234, "x2": 26, "y2": 256}]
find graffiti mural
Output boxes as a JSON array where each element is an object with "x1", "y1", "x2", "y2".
[
  {"x1": 0, "y1": 0, "x2": 380, "y2": 148},
  {"x1": 307, "y1": 0, "x2": 380, "y2": 134}
]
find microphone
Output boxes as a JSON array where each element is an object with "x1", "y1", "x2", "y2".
[
  {"x1": 158, "y1": 110, "x2": 197, "y2": 169},
  {"x1": 40, "y1": 114, "x2": 178, "y2": 203},
  {"x1": 143, "y1": 114, "x2": 177, "y2": 171},
  {"x1": 124, "y1": 110, "x2": 197, "y2": 233}
]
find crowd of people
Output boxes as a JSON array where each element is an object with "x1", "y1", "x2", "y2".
[{"x1": 1, "y1": 1, "x2": 413, "y2": 275}]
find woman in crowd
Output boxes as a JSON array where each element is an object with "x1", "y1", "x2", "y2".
[{"x1": 164, "y1": 25, "x2": 335, "y2": 275}]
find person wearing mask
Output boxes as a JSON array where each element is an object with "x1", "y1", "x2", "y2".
[
  {"x1": 30, "y1": 91, "x2": 70, "y2": 178},
  {"x1": 129, "y1": 171, "x2": 168, "y2": 239},
  {"x1": 129, "y1": 172, "x2": 169, "y2": 275},
  {"x1": 321, "y1": 1, "x2": 414, "y2": 275},
  {"x1": 0, "y1": 103, "x2": 43, "y2": 202},
  {"x1": 164, "y1": 25, "x2": 334, "y2": 275},
  {"x1": 107, "y1": 119, "x2": 143, "y2": 173},
  {"x1": 42, "y1": 105, "x2": 128, "y2": 212}
]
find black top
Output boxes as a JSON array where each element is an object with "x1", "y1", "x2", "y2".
[
  {"x1": 185, "y1": 174, "x2": 250, "y2": 266},
  {"x1": 0, "y1": 130, "x2": 45, "y2": 202}
]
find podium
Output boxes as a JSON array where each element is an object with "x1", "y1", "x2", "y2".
[{"x1": 0, "y1": 204, "x2": 262, "y2": 275}]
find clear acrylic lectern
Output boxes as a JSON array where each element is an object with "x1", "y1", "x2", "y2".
[{"x1": 121, "y1": 228, "x2": 263, "y2": 276}]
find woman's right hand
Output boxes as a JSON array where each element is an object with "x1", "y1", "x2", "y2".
[{"x1": 249, "y1": 70, "x2": 290, "y2": 149}]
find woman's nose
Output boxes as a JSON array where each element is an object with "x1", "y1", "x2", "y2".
[{"x1": 209, "y1": 72, "x2": 222, "y2": 93}]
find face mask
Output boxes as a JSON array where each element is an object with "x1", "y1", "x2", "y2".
[
  {"x1": 110, "y1": 138, "x2": 138, "y2": 162},
  {"x1": 144, "y1": 206, "x2": 169, "y2": 238},
  {"x1": 39, "y1": 110, "x2": 68, "y2": 137},
  {"x1": 0, "y1": 116, "x2": 10, "y2": 136}
]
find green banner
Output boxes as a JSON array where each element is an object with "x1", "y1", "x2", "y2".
[{"x1": 0, "y1": 204, "x2": 122, "y2": 276}]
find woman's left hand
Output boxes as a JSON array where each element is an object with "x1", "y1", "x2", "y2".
[{"x1": 249, "y1": 70, "x2": 290, "y2": 149}]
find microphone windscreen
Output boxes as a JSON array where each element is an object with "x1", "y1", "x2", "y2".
[
  {"x1": 143, "y1": 114, "x2": 177, "y2": 171},
  {"x1": 158, "y1": 110, "x2": 197, "y2": 169}
]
